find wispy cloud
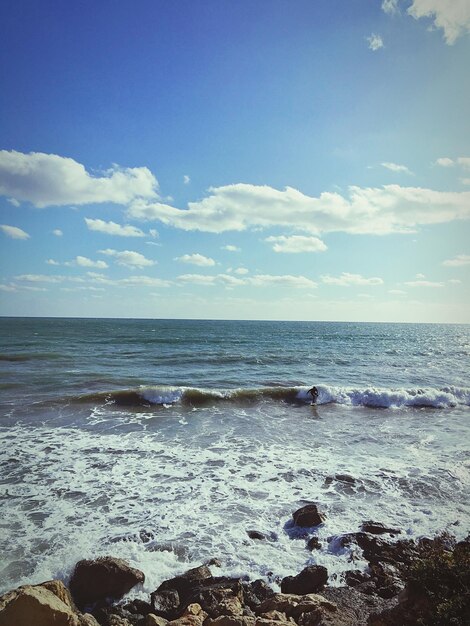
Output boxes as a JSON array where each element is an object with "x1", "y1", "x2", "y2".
[
  {"x1": 174, "y1": 253, "x2": 216, "y2": 267},
  {"x1": 183, "y1": 175, "x2": 190, "y2": 185},
  {"x1": 0, "y1": 150, "x2": 158, "y2": 207},
  {"x1": 381, "y1": 162, "x2": 413, "y2": 175},
  {"x1": 221, "y1": 245, "x2": 241, "y2": 252},
  {"x1": 177, "y1": 273, "x2": 317, "y2": 289},
  {"x1": 404, "y1": 280, "x2": 444, "y2": 287},
  {"x1": 367, "y1": 34, "x2": 384, "y2": 51},
  {"x1": 0, "y1": 224, "x2": 30, "y2": 240},
  {"x1": 265, "y1": 235, "x2": 327, "y2": 253},
  {"x1": 85, "y1": 218, "x2": 146, "y2": 237},
  {"x1": 382, "y1": 0, "x2": 399, "y2": 15},
  {"x1": 443, "y1": 254, "x2": 470, "y2": 267},
  {"x1": 321, "y1": 272, "x2": 383, "y2": 286},
  {"x1": 99, "y1": 248, "x2": 155, "y2": 268},
  {"x1": 52, "y1": 229, "x2": 63, "y2": 237}
]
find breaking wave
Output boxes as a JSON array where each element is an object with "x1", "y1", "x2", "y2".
[{"x1": 69, "y1": 384, "x2": 470, "y2": 409}]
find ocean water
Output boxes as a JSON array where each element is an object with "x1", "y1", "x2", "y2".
[{"x1": 0, "y1": 317, "x2": 469, "y2": 597}]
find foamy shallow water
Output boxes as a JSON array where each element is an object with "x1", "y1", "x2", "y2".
[{"x1": 1, "y1": 398, "x2": 469, "y2": 597}]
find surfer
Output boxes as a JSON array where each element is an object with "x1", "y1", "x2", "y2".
[{"x1": 307, "y1": 386, "x2": 319, "y2": 404}]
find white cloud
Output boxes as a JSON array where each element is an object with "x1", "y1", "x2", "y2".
[
  {"x1": 16, "y1": 274, "x2": 64, "y2": 283},
  {"x1": 322, "y1": 272, "x2": 384, "y2": 286},
  {"x1": 128, "y1": 183, "x2": 470, "y2": 236},
  {"x1": 443, "y1": 254, "x2": 470, "y2": 267},
  {"x1": 75, "y1": 256, "x2": 109, "y2": 269},
  {"x1": 149, "y1": 228, "x2": 158, "y2": 238},
  {"x1": 99, "y1": 248, "x2": 155, "y2": 268},
  {"x1": 0, "y1": 284, "x2": 16, "y2": 292},
  {"x1": 457, "y1": 157, "x2": 470, "y2": 170},
  {"x1": 176, "y1": 273, "x2": 317, "y2": 289},
  {"x1": 46, "y1": 259, "x2": 60, "y2": 266},
  {"x1": 382, "y1": 0, "x2": 399, "y2": 15},
  {"x1": 222, "y1": 245, "x2": 241, "y2": 252},
  {"x1": 234, "y1": 267, "x2": 249, "y2": 275},
  {"x1": 0, "y1": 150, "x2": 158, "y2": 207},
  {"x1": 8, "y1": 198, "x2": 20, "y2": 207},
  {"x1": 381, "y1": 162, "x2": 413, "y2": 174},
  {"x1": 407, "y1": 0, "x2": 470, "y2": 44},
  {"x1": 0, "y1": 224, "x2": 30, "y2": 240},
  {"x1": 404, "y1": 280, "x2": 444, "y2": 287},
  {"x1": 449, "y1": 279, "x2": 462, "y2": 284},
  {"x1": 85, "y1": 218, "x2": 146, "y2": 237},
  {"x1": 118, "y1": 275, "x2": 170, "y2": 287},
  {"x1": 52, "y1": 229, "x2": 63, "y2": 237},
  {"x1": 367, "y1": 34, "x2": 384, "y2": 51},
  {"x1": 265, "y1": 235, "x2": 327, "y2": 253},
  {"x1": 183, "y1": 175, "x2": 190, "y2": 185},
  {"x1": 435, "y1": 157, "x2": 455, "y2": 167},
  {"x1": 415, "y1": 273, "x2": 426, "y2": 279},
  {"x1": 174, "y1": 253, "x2": 216, "y2": 267},
  {"x1": 461, "y1": 178, "x2": 470, "y2": 186},
  {"x1": 388, "y1": 289, "x2": 406, "y2": 295}
]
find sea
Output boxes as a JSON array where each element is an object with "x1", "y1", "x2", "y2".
[{"x1": 0, "y1": 317, "x2": 469, "y2": 598}]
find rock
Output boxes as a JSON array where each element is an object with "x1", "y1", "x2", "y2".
[
  {"x1": 292, "y1": 505, "x2": 326, "y2": 528},
  {"x1": 258, "y1": 610, "x2": 291, "y2": 622},
  {"x1": 150, "y1": 590, "x2": 181, "y2": 619},
  {"x1": 156, "y1": 565, "x2": 212, "y2": 604},
  {"x1": 123, "y1": 598, "x2": 152, "y2": 615},
  {"x1": 344, "y1": 570, "x2": 370, "y2": 588},
  {"x1": 69, "y1": 557, "x2": 145, "y2": 609},
  {"x1": 321, "y1": 587, "x2": 398, "y2": 626},
  {"x1": 328, "y1": 533, "x2": 417, "y2": 566},
  {"x1": 280, "y1": 566, "x2": 328, "y2": 595},
  {"x1": 0, "y1": 581, "x2": 97, "y2": 626},
  {"x1": 306, "y1": 537, "x2": 321, "y2": 551},
  {"x1": 242, "y1": 580, "x2": 274, "y2": 610},
  {"x1": 205, "y1": 558, "x2": 223, "y2": 568},
  {"x1": 256, "y1": 593, "x2": 336, "y2": 618},
  {"x1": 144, "y1": 616, "x2": 169, "y2": 626},
  {"x1": 360, "y1": 522, "x2": 401, "y2": 536},
  {"x1": 247, "y1": 531, "x2": 266, "y2": 540},
  {"x1": 190, "y1": 586, "x2": 243, "y2": 618},
  {"x1": 205, "y1": 617, "x2": 256, "y2": 626}
]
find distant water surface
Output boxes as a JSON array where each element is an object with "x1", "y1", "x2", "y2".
[{"x1": 0, "y1": 318, "x2": 469, "y2": 596}]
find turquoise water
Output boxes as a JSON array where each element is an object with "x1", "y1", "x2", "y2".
[{"x1": 0, "y1": 318, "x2": 469, "y2": 596}]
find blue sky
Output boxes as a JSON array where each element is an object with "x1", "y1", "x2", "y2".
[{"x1": 0, "y1": 0, "x2": 469, "y2": 321}]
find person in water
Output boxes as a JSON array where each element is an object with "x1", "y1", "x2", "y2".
[{"x1": 307, "y1": 386, "x2": 319, "y2": 403}]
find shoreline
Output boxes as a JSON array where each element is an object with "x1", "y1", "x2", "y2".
[{"x1": 1, "y1": 508, "x2": 468, "y2": 626}]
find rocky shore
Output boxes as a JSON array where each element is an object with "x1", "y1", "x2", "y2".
[{"x1": 1, "y1": 505, "x2": 468, "y2": 626}]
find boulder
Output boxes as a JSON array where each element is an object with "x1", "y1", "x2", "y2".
[
  {"x1": 306, "y1": 537, "x2": 321, "y2": 551},
  {"x1": 242, "y1": 580, "x2": 274, "y2": 610},
  {"x1": 150, "y1": 590, "x2": 180, "y2": 619},
  {"x1": 292, "y1": 505, "x2": 326, "y2": 528},
  {"x1": 144, "y1": 616, "x2": 170, "y2": 626},
  {"x1": 247, "y1": 531, "x2": 266, "y2": 541},
  {"x1": 69, "y1": 556, "x2": 145, "y2": 609},
  {"x1": 205, "y1": 618, "x2": 256, "y2": 626},
  {"x1": 280, "y1": 566, "x2": 328, "y2": 595},
  {"x1": 156, "y1": 565, "x2": 212, "y2": 604},
  {"x1": 255, "y1": 593, "x2": 336, "y2": 618},
  {"x1": 360, "y1": 522, "x2": 401, "y2": 536},
  {"x1": 0, "y1": 581, "x2": 99, "y2": 626}
]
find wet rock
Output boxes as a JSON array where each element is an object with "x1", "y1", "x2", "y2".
[
  {"x1": 156, "y1": 565, "x2": 212, "y2": 604},
  {"x1": 242, "y1": 580, "x2": 274, "y2": 609},
  {"x1": 306, "y1": 537, "x2": 321, "y2": 551},
  {"x1": 150, "y1": 590, "x2": 180, "y2": 619},
  {"x1": 360, "y1": 522, "x2": 401, "y2": 536},
  {"x1": 205, "y1": 558, "x2": 223, "y2": 568},
  {"x1": 0, "y1": 580, "x2": 99, "y2": 626},
  {"x1": 334, "y1": 474, "x2": 355, "y2": 484},
  {"x1": 69, "y1": 556, "x2": 145, "y2": 609},
  {"x1": 280, "y1": 566, "x2": 328, "y2": 595},
  {"x1": 292, "y1": 505, "x2": 326, "y2": 528},
  {"x1": 247, "y1": 531, "x2": 266, "y2": 540}
]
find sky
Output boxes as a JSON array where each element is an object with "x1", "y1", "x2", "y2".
[{"x1": 0, "y1": 0, "x2": 469, "y2": 322}]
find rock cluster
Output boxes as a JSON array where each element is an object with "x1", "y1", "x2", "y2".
[{"x1": 1, "y1": 509, "x2": 468, "y2": 626}]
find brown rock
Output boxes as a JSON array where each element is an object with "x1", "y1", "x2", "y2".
[
  {"x1": 292, "y1": 505, "x2": 326, "y2": 528},
  {"x1": 151, "y1": 589, "x2": 181, "y2": 619},
  {"x1": 69, "y1": 556, "x2": 145, "y2": 609},
  {"x1": 256, "y1": 593, "x2": 336, "y2": 618},
  {"x1": 157, "y1": 565, "x2": 212, "y2": 603},
  {"x1": 0, "y1": 583, "x2": 86, "y2": 626},
  {"x1": 258, "y1": 610, "x2": 291, "y2": 621},
  {"x1": 144, "y1": 616, "x2": 170, "y2": 626},
  {"x1": 280, "y1": 566, "x2": 328, "y2": 595},
  {"x1": 242, "y1": 580, "x2": 274, "y2": 610},
  {"x1": 205, "y1": 617, "x2": 256, "y2": 626}
]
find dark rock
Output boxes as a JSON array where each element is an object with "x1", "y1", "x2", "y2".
[
  {"x1": 93, "y1": 604, "x2": 139, "y2": 625},
  {"x1": 123, "y1": 599, "x2": 152, "y2": 615},
  {"x1": 328, "y1": 533, "x2": 417, "y2": 566},
  {"x1": 307, "y1": 537, "x2": 321, "y2": 551},
  {"x1": 320, "y1": 587, "x2": 398, "y2": 626},
  {"x1": 156, "y1": 565, "x2": 212, "y2": 604},
  {"x1": 205, "y1": 558, "x2": 222, "y2": 568},
  {"x1": 185, "y1": 579, "x2": 244, "y2": 618},
  {"x1": 292, "y1": 504, "x2": 326, "y2": 528},
  {"x1": 335, "y1": 474, "x2": 355, "y2": 484},
  {"x1": 247, "y1": 531, "x2": 266, "y2": 541},
  {"x1": 241, "y1": 580, "x2": 274, "y2": 609},
  {"x1": 344, "y1": 570, "x2": 370, "y2": 587},
  {"x1": 150, "y1": 590, "x2": 180, "y2": 619},
  {"x1": 69, "y1": 557, "x2": 145, "y2": 609},
  {"x1": 280, "y1": 565, "x2": 328, "y2": 595},
  {"x1": 360, "y1": 522, "x2": 401, "y2": 536}
]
